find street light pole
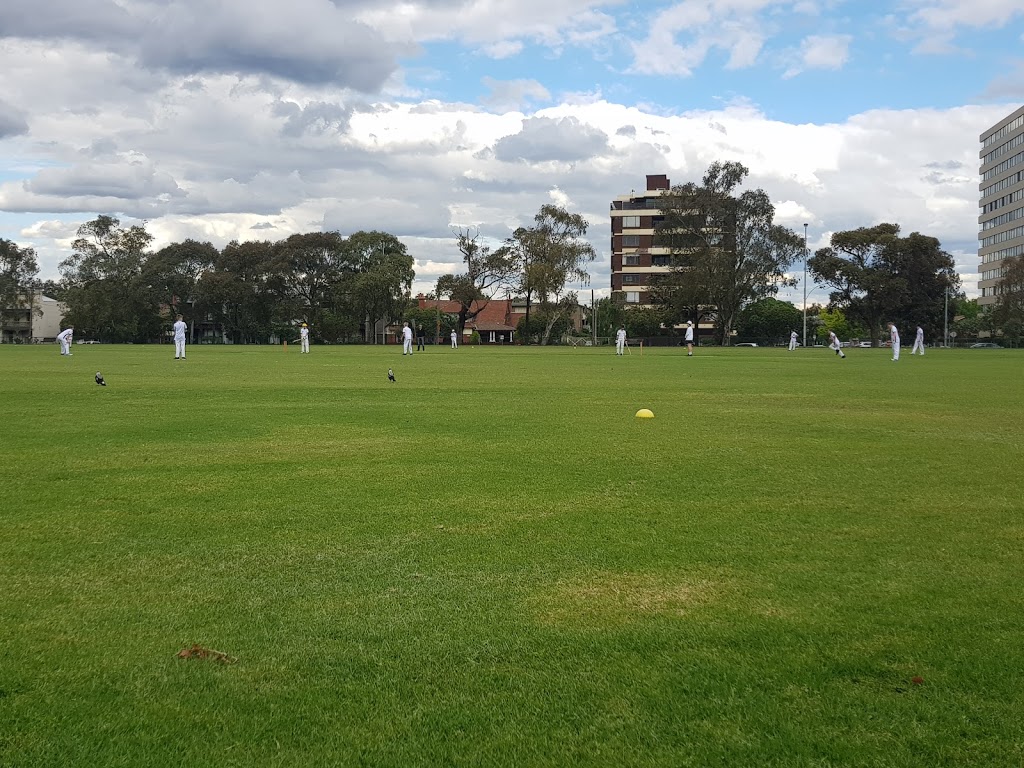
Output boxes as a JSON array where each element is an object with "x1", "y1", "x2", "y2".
[
  {"x1": 802, "y1": 223, "x2": 808, "y2": 349},
  {"x1": 944, "y1": 285, "x2": 949, "y2": 348}
]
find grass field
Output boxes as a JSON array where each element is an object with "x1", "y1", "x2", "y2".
[{"x1": 1, "y1": 343, "x2": 1022, "y2": 767}]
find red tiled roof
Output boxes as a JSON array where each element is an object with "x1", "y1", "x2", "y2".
[{"x1": 419, "y1": 298, "x2": 524, "y2": 331}]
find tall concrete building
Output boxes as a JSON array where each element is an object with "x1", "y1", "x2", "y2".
[
  {"x1": 978, "y1": 105, "x2": 1024, "y2": 307},
  {"x1": 609, "y1": 174, "x2": 672, "y2": 306}
]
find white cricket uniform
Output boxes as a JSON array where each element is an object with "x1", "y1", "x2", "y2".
[
  {"x1": 890, "y1": 325, "x2": 900, "y2": 361},
  {"x1": 403, "y1": 326, "x2": 413, "y2": 355},
  {"x1": 828, "y1": 332, "x2": 845, "y2": 358},
  {"x1": 911, "y1": 326, "x2": 924, "y2": 355},
  {"x1": 451, "y1": 331, "x2": 458, "y2": 349},
  {"x1": 57, "y1": 328, "x2": 73, "y2": 355},
  {"x1": 789, "y1": 331, "x2": 797, "y2": 351},
  {"x1": 615, "y1": 328, "x2": 626, "y2": 355},
  {"x1": 173, "y1": 320, "x2": 187, "y2": 359},
  {"x1": 685, "y1": 325, "x2": 694, "y2": 355},
  {"x1": 300, "y1": 326, "x2": 309, "y2": 353}
]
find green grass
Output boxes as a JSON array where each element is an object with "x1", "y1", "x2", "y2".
[{"x1": 1, "y1": 343, "x2": 1022, "y2": 767}]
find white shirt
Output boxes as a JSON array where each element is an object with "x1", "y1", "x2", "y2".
[
  {"x1": 828, "y1": 332, "x2": 839, "y2": 346},
  {"x1": 451, "y1": 331, "x2": 457, "y2": 340},
  {"x1": 791, "y1": 331, "x2": 797, "y2": 340},
  {"x1": 57, "y1": 328, "x2": 73, "y2": 342},
  {"x1": 173, "y1": 320, "x2": 187, "y2": 341},
  {"x1": 685, "y1": 326, "x2": 693, "y2": 341},
  {"x1": 403, "y1": 326, "x2": 413, "y2": 341},
  {"x1": 616, "y1": 329, "x2": 626, "y2": 342},
  {"x1": 916, "y1": 327, "x2": 923, "y2": 340},
  {"x1": 890, "y1": 326, "x2": 900, "y2": 344},
  {"x1": 300, "y1": 327, "x2": 309, "y2": 340}
]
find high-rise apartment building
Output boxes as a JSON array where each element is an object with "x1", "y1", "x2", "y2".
[
  {"x1": 609, "y1": 174, "x2": 672, "y2": 306},
  {"x1": 978, "y1": 105, "x2": 1024, "y2": 307}
]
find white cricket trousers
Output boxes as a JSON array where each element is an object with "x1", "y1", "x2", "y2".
[
  {"x1": 911, "y1": 340, "x2": 924, "y2": 355},
  {"x1": 892, "y1": 342, "x2": 900, "y2": 361},
  {"x1": 616, "y1": 339, "x2": 624, "y2": 355},
  {"x1": 829, "y1": 342, "x2": 845, "y2": 358},
  {"x1": 451, "y1": 338, "x2": 457, "y2": 349},
  {"x1": 788, "y1": 339, "x2": 796, "y2": 351},
  {"x1": 403, "y1": 339, "x2": 412, "y2": 355},
  {"x1": 175, "y1": 338, "x2": 186, "y2": 358},
  {"x1": 60, "y1": 340, "x2": 70, "y2": 355},
  {"x1": 301, "y1": 338, "x2": 309, "y2": 353}
]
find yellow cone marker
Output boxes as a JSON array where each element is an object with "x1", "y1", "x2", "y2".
[{"x1": 635, "y1": 408, "x2": 654, "y2": 419}]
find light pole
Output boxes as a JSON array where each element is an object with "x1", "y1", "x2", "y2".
[
  {"x1": 944, "y1": 284, "x2": 949, "y2": 348},
  {"x1": 802, "y1": 223, "x2": 808, "y2": 349}
]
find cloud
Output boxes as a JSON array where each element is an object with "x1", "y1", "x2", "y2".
[
  {"x1": 783, "y1": 34, "x2": 852, "y2": 78},
  {"x1": 0, "y1": 0, "x2": 406, "y2": 90},
  {"x1": 895, "y1": 0, "x2": 1024, "y2": 53},
  {"x1": 628, "y1": 0, "x2": 780, "y2": 77},
  {"x1": 479, "y1": 41, "x2": 524, "y2": 59},
  {"x1": 481, "y1": 78, "x2": 551, "y2": 112},
  {"x1": 492, "y1": 116, "x2": 609, "y2": 163},
  {"x1": 0, "y1": 99, "x2": 29, "y2": 138},
  {"x1": 982, "y1": 61, "x2": 1024, "y2": 100}
]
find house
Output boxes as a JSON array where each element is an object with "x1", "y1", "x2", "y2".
[
  {"x1": 416, "y1": 296, "x2": 525, "y2": 344},
  {"x1": 0, "y1": 293, "x2": 65, "y2": 343}
]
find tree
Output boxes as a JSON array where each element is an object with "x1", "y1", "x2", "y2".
[
  {"x1": 194, "y1": 240, "x2": 276, "y2": 343},
  {"x1": 501, "y1": 204, "x2": 596, "y2": 345},
  {"x1": 436, "y1": 228, "x2": 516, "y2": 336},
  {"x1": 591, "y1": 297, "x2": 626, "y2": 339},
  {"x1": 142, "y1": 239, "x2": 218, "y2": 339},
  {"x1": 269, "y1": 231, "x2": 355, "y2": 336},
  {"x1": 346, "y1": 231, "x2": 414, "y2": 344},
  {"x1": 59, "y1": 216, "x2": 159, "y2": 342},
  {"x1": 808, "y1": 223, "x2": 958, "y2": 346},
  {"x1": 0, "y1": 240, "x2": 40, "y2": 337},
  {"x1": 736, "y1": 298, "x2": 802, "y2": 343},
  {"x1": 992, "y1": 256, "x2": 1024, "y2": 343},
  {"x1": 653, "y1": 161, "x2": 803, "y2": 344}
]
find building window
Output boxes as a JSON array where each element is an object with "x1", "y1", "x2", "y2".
[
  {"x1": 625, "y1": 291, "x2": 640, "y2": 304},
  {"x1": 622, "y1": 216, "x2": 641, "y2": 228},
  {"x1": 622, "y1": 274, "x2": 640, "y2": 285},
  {"x1": 622, "y1": 235, "x2": 641, "y2": 247},
  {"x1": 645, "y1": 198, "x2": 661, "y2": 208},
  {"x1": 623, "y1": 254, "x2": 640, "y2": 266},
  {"x1": 652, "y1": 255, "x2": 670, "y2": 266}
]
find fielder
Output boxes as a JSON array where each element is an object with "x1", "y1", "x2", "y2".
[
  {"x1": 615, "y1": 326, "x2": 626, "y2": 356},
  {"x1": 789, "y1": 330, "x2": 798, "y2": 351},
  {"x1": 685, "y1": 321, "x2": 694, "y2": 356},
  {"x1": 889, "y1": 322, "x2": 901, "y2": 361},
  {"x1": 300, "y1": 323, "x2": 310, "y2": 353},
  {"x1": 450, "y1": 330, "x2": 458, "y2": 349},
  {"x1": 402, "y1": 322, "x2": 413, "y2": 355},
  {"x1": 173, "y1": 314, "x2": 187, "y2": 359},
  {"x1": 911, "y1": 325, "x2": 924, "y2": 355},
  {"x1": 828, "y1": 330, "x2": 846, "y2": 358},
  {"x1": 56, "y1": 325, "x2": 74, "y2": 355}
]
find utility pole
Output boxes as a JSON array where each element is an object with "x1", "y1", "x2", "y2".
[
  {"x1": 944, "y1": 285, "x2": 949, "y2": 348},
  {"x1": 591, "y1": 289, "x2": 596, "y2": 346},
  {"x1": 802, "y1": 223, "x2": 808, "y2": 349}
]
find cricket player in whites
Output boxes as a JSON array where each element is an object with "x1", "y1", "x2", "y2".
[
  {"x1": 911, "y1": 325, "x2": 924, "y2": 355},
  {"x1": 685, "y1": 321, "x2": 694, "y2": 356},
  {"x1": 827, "y1": 330, "x2": 846, "y2": 358},
  {"x1": 615, "y1": 325, "x2": 626, "y2": 356},
  {"x1": 402, "y1": 322, "x2": 413, "y2": 355},
  {"x1": 789, "y1": 330, "x2": 798, "y2": 351},
  {"x1": 57, "y1": 325, "x2": 74, "y2": 355},
  {"x1": 173, "y1": 314, "x2": 187, "y2": 360},
  {"x1": 300, "y1": 323, "x2": 310, "y2": 353},
  {"x1": 888, "y1": 322, "x2": 901, "y2": 361},
  {"x1": 450, "y1": 330, "x2": 458, "y2": 349}
]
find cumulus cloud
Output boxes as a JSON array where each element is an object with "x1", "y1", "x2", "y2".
[
  {"x1": 493, "y1": 116, "x2": 609, "y2": 163},
  {"x1": 0, "y1": 0, "x2": 405, "y2": 90},
  {"x1": 481, "y1": 78, "x2": 551, "y2": 112},
  {"x1": 783, "y1": 34, "x2": 852, "y2": 78},
  {"x1": 628, "y1": 0, "x2": 779, "y2": 77},
  {"x1": 0, "y1": 99, "x2": 29, "y2": 138}
]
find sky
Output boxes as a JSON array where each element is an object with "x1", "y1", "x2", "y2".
[{"x1": 1, "y1": 0, "x2": 1023, "y2": 305}]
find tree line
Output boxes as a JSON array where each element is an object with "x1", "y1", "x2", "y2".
[{"x1": 614, "y1": 160, "x2": 1012, "y2": 346}]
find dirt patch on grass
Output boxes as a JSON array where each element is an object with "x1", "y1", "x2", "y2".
[{"x1": 532, "y1": 571, "x2": 718, "y2": 626}]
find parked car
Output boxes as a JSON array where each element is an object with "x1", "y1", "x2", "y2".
[
  {"x1": 857, "y1": 342, "x2": 872, "y2": 348},
  {"x1": 735, "y1": 343, "x2": 758, "y2": 347},
  {"x1": 76, "y1": 339, "x2": 100, "y2": 344},
  {"x1": 969, "y1": 342, "x2": 1002, "y2": 349}
]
